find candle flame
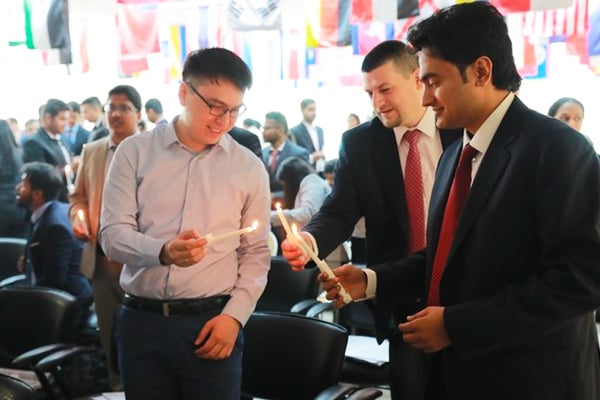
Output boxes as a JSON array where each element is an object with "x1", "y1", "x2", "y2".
[
  {"x1": 275, "y1": 202, "x2": 281, "y2": 210},
  {"x1": 77, "y1": 209, "x2": 85, "y2": 220},
  {"x1": 64, "y1": 165, "x2": 71, "y2": 174},
  {"x1": 250, "y1": 220, "x2": 258, "y2": 231}
]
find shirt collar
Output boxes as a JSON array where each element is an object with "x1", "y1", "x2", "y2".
[
  {"x1": 31, "y1": 201, "x2": 53, "y2": 224},
  {"x1": 162, "y1": 116, "x2": 230, "y2": 155},
  {"x1": 393, "y1": 107, "x2": 437, "y2": 143},
  {"x1": 466, "y1": 92, "x2": 515, "y2": 154}
]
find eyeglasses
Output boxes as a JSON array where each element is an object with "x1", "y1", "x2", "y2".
[
  {"x1": 186, "y1": 82, "x2": 246, "y2": 118},
  {"x1": 104, "y1": 104, "x2": 137, "y2": 115}
]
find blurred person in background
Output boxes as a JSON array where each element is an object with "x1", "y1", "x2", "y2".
[{"x1": 0, "y1": 120, "x2": 27, "y2": 238}]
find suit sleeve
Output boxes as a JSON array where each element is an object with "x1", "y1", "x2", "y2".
[
  {"x1": 22, "y1": 140, "x2": 44, "y2": 163},
  {"x1": 37, "y1": 225, "x2": 74, "y2": 289},
  {"x1": 445, "y1": 131, "x2": 600, "y2": 358}
]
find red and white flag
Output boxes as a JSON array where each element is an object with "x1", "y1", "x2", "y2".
[{"x1": 490, "y1": 0, "x2": 573, "y2": 13}]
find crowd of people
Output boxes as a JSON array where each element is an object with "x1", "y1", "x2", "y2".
[{"x1": 0, "y1": 3, "x2": 599, "y2": 400}]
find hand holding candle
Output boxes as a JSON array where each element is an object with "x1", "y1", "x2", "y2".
[
  {"x1": 205, "y1": 220, "x2": 258, "y2": 244},
  {"x1": 292, "y1": 224, "x2": 353, "y2": 304},
  {"x1": 77, "y1": 209, "x2": 90, "y2": 237}
]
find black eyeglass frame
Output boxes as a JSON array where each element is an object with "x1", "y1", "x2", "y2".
[{"x1": 185, "y1": 81, "x2": 247, "y2": 118}]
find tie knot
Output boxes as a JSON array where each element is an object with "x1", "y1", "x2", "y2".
[
  {"x1": 460, "y1": 143, "x2": 478, "y2": 164},
  {"x1": 404, "y1": 129, "x2": 421, "y2": 145},
  {"x1": 271, "y1": 148, "x2": 279, "y2": 155}
]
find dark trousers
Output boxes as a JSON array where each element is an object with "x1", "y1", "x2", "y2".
[
  {"x1": 389, "y1": 334, "x2": 427, "y2": 400},
  {"x1": 116, "y1": 305, "x2": 243, "y2": 400}
]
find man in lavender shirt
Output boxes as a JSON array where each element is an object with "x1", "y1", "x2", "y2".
[{"x1": 99, "y1": 48, "x2": 271, "y2": 400}]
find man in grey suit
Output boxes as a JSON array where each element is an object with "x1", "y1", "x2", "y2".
[
  {"x1": 262, "y1": 111, "x2": 309, "y2": 197},
  {"x1": 289, "y1": 99, "x2": 325, "y2": 172}
]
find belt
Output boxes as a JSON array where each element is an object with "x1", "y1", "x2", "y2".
[{"x1": 124, "y1": 294, "x2": 229, "y2": 317}]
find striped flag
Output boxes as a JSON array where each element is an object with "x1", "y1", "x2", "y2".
[
  {"x1": 24, "y1": 0, "x2": 70, "y2": 50},
  {"x1": 351, "y1": 21, "x2": 395, "y2": 54},
  {"x1": 520, "y1": 0, "x2": 588, "y2": 38},
  {"x1": 490, "y1": 0, "x2": 573, "y2": 13},
  {"x1": 228, "y1": 0, "x2": 282, "y2": 30},
  {"x1": 116, "y1": 1, "x2": 160, "y2": 76},
  {"x1": 351, "y1": 0, "x2": 419, "y2": 23},
  {"x1": 320, "y1": 0, "x2": 352, "y2": 46}
]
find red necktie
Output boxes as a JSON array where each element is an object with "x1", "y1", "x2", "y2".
[
  {"x1": 427, "y1": 143, "x2": 478, "y2": 306},
  {"x1": 269, "y1": 149, "x2": 279, "y2": 174},
  {"x1": 404, "y1": 130, "x2": 426, "y2": 254}
]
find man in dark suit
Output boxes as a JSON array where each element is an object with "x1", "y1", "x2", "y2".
[
  {"x1": 229, "y1": 126, "x2": 261, "y2": 158},
  {"x1": 82, "y1": 96, "x2": 108, "y2": 142},
  {"x1": 318, "y1": 3, "x2": 600, "y2": 400},
  {"x1": 65, "y1": 101, "x2": 91, "y2": 157},
  {"x1": 23, "y1": 98, "x2": 72, "y2": 202},
  {"x1": 262, "y1": 111, "x2": 310, "y2": 196},
  {"x1": 289, "y1": 99, "x2": 325, "y2": 172},
  {"x1": 17, "y1": 162, "x2": 93, "y2": 326},
  {"x1": 282, "y1": 40, "x2": 461, "y2": 399}
]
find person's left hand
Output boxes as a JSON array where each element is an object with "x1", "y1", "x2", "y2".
[
  {"x1": 194, "y1": 314, "x2": 241, "y2": 360},
  {"x1": 398, "y1": 306, "x2": 451, "y2": 353}
]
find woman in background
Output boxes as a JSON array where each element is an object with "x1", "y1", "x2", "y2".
[
  {"x1": 548, "y1": 97, "x2": 584, "y2": 132},
  {"x1": 0, "y1": 119, "x2": 27, "y2": 237},
  {"x1": 271, "y1": 156, "x2": 330, "y2": 230}
]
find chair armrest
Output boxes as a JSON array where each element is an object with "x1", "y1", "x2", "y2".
[
  {"x1": 314, "y1": 383, "x2": 359, "y2": 400},
  {"x1": 12, "y1": 343, "x2": 72, "y2": 369},
  {"x1": 34, "y1": 346, "x2": 88, "y2": 373},
  {"x1": 305, "y1": 301, "x2": 335, "y2": 319},
  {"x1": 290, "y1": 299, "x2": 320, "y2": 314},
  {"x1": 346, "y1": 387, "x2": 383, "y2": 400},
  {"x1": 0, "y1": 274, "x2": 27, "y2": 288}
]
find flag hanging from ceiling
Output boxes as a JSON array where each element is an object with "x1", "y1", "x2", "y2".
[
  {"x1": 228, "y1": 0, "x2": 282, "y2": 30},
  {"x1": 520, "y1": 0, "x2": 587, "y2": 39},
  {"x1": 490, "y1": 0, "x2": 573, "y2": 13},
  {"x1": 116, "y1": 0, "x2": 160, "y2": 76},
  {"x1": 24, "y1": 0, "x2": 70, "y2": 50},
  {"x1": 351, "y1": 21, "x2": 395, "y2": 54},
  {"x1": 320, "y1": 0, "x2": 352, "y2": 46},
  {"x1": 351, "y1": 0, "x2": 419, "y2": 23}
]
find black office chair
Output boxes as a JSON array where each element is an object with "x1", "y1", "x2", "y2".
[
  {"x1": 255, "y1": 256, "x2": 320, "y2": 312},
  {"x1": 0, "y1": 237, "x2": 26, "y2": 281},
  {"x1": 0, "y1": 373, "x2": 37, "y2": 400},
  {"x1": 241, "y1": 311, "x2": 382, "y2": 400},
  {"x1": 0, "y1": 286, "x2": 105, "y2": 399}
]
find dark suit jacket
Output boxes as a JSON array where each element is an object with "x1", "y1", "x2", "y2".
[
  {"x1": 373, "y1": 98, "x2": 600, "y2": 399},
  {"x1": 290, "y1": 123, "x2": 324, "y2": 153},
  {"x1": 262, "y1": 141, "x2": 310, "y2": 193},
  {"x1": 27, "y1": 201, "x2": 92, "y2": 307},
  {"x1": 23, "y1": 128, "x2": 68, "y2": 166},
  {"x1": 304, "y1": 116, "x2": 460, "y2": 341},
  {"x1": 64, "y1": 125, "x2": 91, "y2": 156},
  {"x1": 229, "y1": 126, "x2": 262, "y2": 159}
]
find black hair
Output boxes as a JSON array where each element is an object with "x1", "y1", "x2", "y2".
[
  {"x1": 182, "y1": 48, "x2": 252, "y2": 92},
  {"x1": 243, "y1": 118, "x2": 261, "y2": 129},
  {"x1": 265, "y1": 111, "x2": 288, "y2": 133},
  {"x1": 43, "y1": 99, "x2": 69, "y2": 118},
  {"x1": 548, "y1": 97, "x2": 584, "y2": 117},
  {"x1": 108, "y1": 85, "x2": 142, "y2": 112},
  {"x1": 22, "y1": 162, "x2": 64, "y2": 201},
  {"x1": 361, "y1": 40, "x2": 418, "y2": 76},
  {"x1": 67, "y1": 101, "x2": 81, "y2": 114},
  {"x1": 276, "y1": 157, "x2": 315, "y2": 209},
  {"x1": 144, "y1": 98, "x2": 163, "y2": 114},
  {"x1": 0, "y1": 120, "x2": 20, "y2": 178},
  {"x1": 407, "y1": 2, "x2": 521, "y2": 92},
  {"x1": 300, "y1": 99, "x2": 315, "y2": 111},
  {"x1": 81, "y1": 96, "x2": 102, "y2": 107}
]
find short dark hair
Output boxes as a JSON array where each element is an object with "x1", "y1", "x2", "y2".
[
  {"x1": 182, "y1": 48, "x2": 252, "y2": 92},
  {"x1": 144, "y1": 98, "x2": 163, "y2": 114},
  {"x1": 324, "y1": 159, "x2": 337, "y2": 175},
  {"x1": 407, "y1": 2, "x2": 521, "y2": 92},
  {"x1": 243, "y1": 118, "x2": 261, "y2": 129},
  {"x1": 81, "y1": 96, "x2": 102, "y2": 108},
  {"x1": 548, "y1": 97, "x2": 584, "y2": 117},
  {"x1": 43, "y1": 99, "x2": 69, "y2": 118},
  {"x1": 67, "y1": 101, "x2": 80, "y2": 114},
  {"x1": 265, "y1": 111, "x2": 288, "y2": 133},
  {"x1": 22, "y1": 162, "x2": 64, "y2": 201},
  {"x1": 108, "y1": 85, "x2": 142, "y2": 112},
  {"x1": 361, "y1": 40, "x2": 418, "y2": 76},
  {"x1": 300, "y1": 99, "x2": 315, "y2": 111}
]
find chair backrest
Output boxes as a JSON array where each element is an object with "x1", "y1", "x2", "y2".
[
  {"x1": 0, "y1": 373, "x2": 36, "y2": 400},
  {"x1": 242, "y1": 311, "x2": 348, "y2": 400},
  {"x1": 255, "y1": 257, "x2": 320, "y2": 312},
  {"x1": 0, "y1": 237, "x2": 26, "y2": 281},
  {"x1": 0, "y1": 286, "x2": 79, "y2": 367}
]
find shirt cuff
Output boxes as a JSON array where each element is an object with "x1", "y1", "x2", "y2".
[{"x1": 361, "y1": 268, "x2": 377, "y2": 300}]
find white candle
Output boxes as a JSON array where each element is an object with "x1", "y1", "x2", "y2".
[
  {"x1": 292, "y1": 224, "x2": 352, "y2": 304},
  {"x1": 275, "y1": 202, "x2": 296, "y2": 244},
  {"x1": 64, "y1": 165, "x2": 75, "y2": 194},
  {"x1": 77, "y1": 209, "x2": 90, "y2": 237},
  {"x1": 205, "y1": 220, "x2": 258, "y2": 244}
]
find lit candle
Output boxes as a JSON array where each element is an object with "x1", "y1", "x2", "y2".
[
  {"x1": 64, "y1": 165, "x2": 75, "y2": 194},
  {"x1": 205, "y1": 220, "x2": 258, "y2": 244},
  {"x1": 77, "y1": 209, "x2": 90, "y2": 237},
  {"x1": 275, "y1": 202, "x2": 296, "y2": 244},
  {"x1": 292, "y1": 224, "x2": 352, "y2": 304}
]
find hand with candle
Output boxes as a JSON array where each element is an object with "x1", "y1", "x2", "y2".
[
  {"x1": 159, "y1": 230, "x2": 208, "y2": 268},
  {"x1": 73, "y1": 209, "x2": 91, "y2": 241},
  {"x1": 318, "y1": 263, "x2": 368, "y2": 308},
  {"x1": 280, "y1": 233, "x2": 312, "y2": 271}
]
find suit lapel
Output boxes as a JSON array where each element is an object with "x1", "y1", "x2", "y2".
[{"x1": 371, "y1": 120, "x2": 409, "y2": 236}]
